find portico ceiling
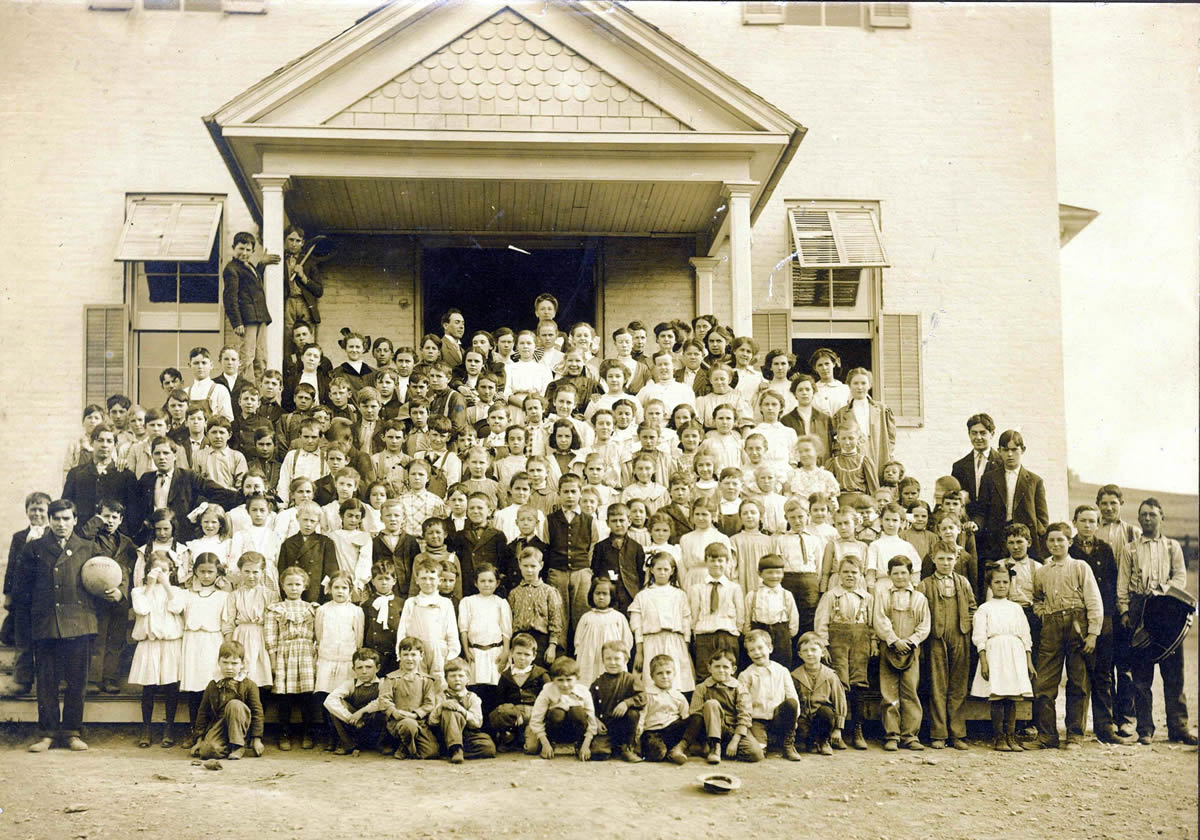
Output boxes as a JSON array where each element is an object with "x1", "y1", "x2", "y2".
[{"x1": 285, "y1": 176, "x2": 725, "y2": 236}]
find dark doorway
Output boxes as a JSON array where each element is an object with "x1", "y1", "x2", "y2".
[
  {"x1": 791, "y1": 336, "x2": 873, "y2": 379},
  {"x1": 421, "y1": 244, "x2": 599, "y2": 338}
]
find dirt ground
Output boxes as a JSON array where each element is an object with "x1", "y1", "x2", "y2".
[{"x1": 0, "y1": 722, "x2": 1195, "y2": 840}]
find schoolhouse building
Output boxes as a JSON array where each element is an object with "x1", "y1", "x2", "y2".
[{"x1": 0, "y1": 0, "x2": 1070, "y2": 523}]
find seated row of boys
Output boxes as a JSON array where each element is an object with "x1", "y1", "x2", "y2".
[{"x1": 197, "y1": 627, "x2": 856, "y2": 764}]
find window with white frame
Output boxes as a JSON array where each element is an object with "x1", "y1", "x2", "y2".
[
  {"x1": 760, "y1": 201, "x2": 923, "y2": 425},
  {"x1": 743, "y1": 2, "x2": 910, "y2": 28},
  {"x1": 114, "y1": 193, "x2": 226, "y2": 406}
]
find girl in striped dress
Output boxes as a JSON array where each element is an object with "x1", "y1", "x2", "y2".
[{"x1": 220, "y1": 551, "x2": 278, "y2": 689}]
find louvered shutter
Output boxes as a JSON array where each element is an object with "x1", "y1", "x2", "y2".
[
  {"x1": 879, "y1": 313, "x2": 922, "y2": 426},
  {"x1": 115, "y1": 198, "x2": 222, "y2": 261},
  {"x1": 869, "y1": 3, "x2": 911, "y2": 28},
  {"x1": 84, "y1": 306, "x2": 128, "y2": 406},
  {"x1": 789, "y1": 208, "x2": 889, "y2": 269},
  {"x1": 752, "y1": 310, "x2": 791, "y2": 354}
]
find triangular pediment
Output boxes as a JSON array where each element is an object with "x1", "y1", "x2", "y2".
[
  {"x1": 324, "y1": 9, "x2": 692, "y2": 132},
  {"x1": 210, "y1": 0, "x2": 801, "y2": 134}
]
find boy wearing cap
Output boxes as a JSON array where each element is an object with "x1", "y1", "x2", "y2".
[{"x1": 743, "y1": 554, "x2": 799, "y2": 668}]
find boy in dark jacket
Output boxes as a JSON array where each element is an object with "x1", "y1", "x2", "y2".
[
  {"x1": 487, "y1": 632, "x2": 550, "y2": 751},
  {"x1": 191, "y1": 639, "x2": 265, "y2": 759}
]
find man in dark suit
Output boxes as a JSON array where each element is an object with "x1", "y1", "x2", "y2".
[
  {"x1": 136, "y1": 437, "x2": 239, "y2": 543},
  {"x1": 62, "y1": 425, "x2": 138, "y2": 536},
  {"x1": 440, "y1": 308, "x2": 466, "y2": 370},
  {"x1": 973, "y1": 430, "x2": 1049, "y2": 560},
  {"x1": 951, "y1": 412, "x2": 1003, "y2": 508},
  {"x1": 14, "y1": 499, "x2": 124, "y2": 752}
]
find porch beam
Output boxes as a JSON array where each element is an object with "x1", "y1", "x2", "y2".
[
  {"x1": 258, "y1": 147, "x2": 754, "y2": 184},
  {"x1": 254, "y1": 173, "x2": 290, "y2": 372}
]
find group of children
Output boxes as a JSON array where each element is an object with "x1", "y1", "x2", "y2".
[{"x1": 6, "y1": 264, "x2": 1193, "y2": 759}]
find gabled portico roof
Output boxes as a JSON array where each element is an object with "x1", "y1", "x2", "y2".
[{"x1": 205, "y1": 0, "x2": 804, "y2": 246}]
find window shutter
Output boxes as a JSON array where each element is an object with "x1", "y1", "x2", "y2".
[
  {"x1": 869, "y1": 2, "x2": 911, "y2": 28},
  {"x1": 88, "y1": 0, "x2": 135, "y2": 9},
  {"x1": 789, "y1": 208, "x2": 889, "y2": 268},
  {"x1": 879, "y1": 313, "x2": 922, "y2": 426},
  {"x1": 115, "y1": 198, "x2": 222, "y2": 262},
  {"x1": 84, "y1": 306, "x2": 128, "y2": 406},
  {"x1": 743, "y1": 1, "x2": 785, "y2": 24},
  {"x1": 752, "y1": 310, "x2": 791, "y2": 353}
]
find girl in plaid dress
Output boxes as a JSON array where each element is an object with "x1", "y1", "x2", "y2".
[{"x1": 265, "y1": 566, "x2": 318, "y2": 750}]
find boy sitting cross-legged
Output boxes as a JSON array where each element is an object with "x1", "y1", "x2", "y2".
[
  {"x1": 431, "y1": 657, "x2": 496, "y2": 763},
  {"x1": 739, "y1": 628, "x2": 802, "y2": 760},
  {"x1": 488, "y1": 632, "x2": 550, "y2": 752},
  {"x1": 637, "y1": 654, "x2": 691, "y2": 764},
  {"x1": 529, "y1": 655, "x2": 598, "y2": 761},
  {"x1": 678, "y1": 648, "x2": 764, "y2": 764},
  {"x1": 322, "y1": 646, "x2": 386, "y2": 756},
  {"x1": 378, "y1": 636, "x2": 439, "y2": 760},
  {"x1": 189, "y1": 640, "x2": 265, "y2": 760}
]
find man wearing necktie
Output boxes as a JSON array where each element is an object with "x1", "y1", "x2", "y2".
[
  {"x1": 951, "y1": 413, "x2": 1002, "y2": 511},
  {"x1": 14, "y1": 499, "x2": 123, "y2": 753},
  {"x1": 135, "y1": 437, "x2": 238, "y2": 543},
  {"x1": 973, "y1": 430, "x2": 1048, "y2": 561}
]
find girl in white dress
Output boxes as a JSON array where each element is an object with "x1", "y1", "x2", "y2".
[
  {"x1": 971, "y1": 565, "x2": 1035, "y2": 752},
  {"x1": 237, "y1": 493, "x2": 281, "y2": 590},
  {"x1": 746, "y1": 391, "x2": 798, "y2": 468},
  {"x1": 458, "y1": 563, "x2": 512, "y2": 707},
  {"x1": 573, "y1": 577, "x2": 634, "y2": 688},
  {"x1": 128, "y1": 551, "x2": 186, "y2": 748},
  {"x1": 629, "y1": 552, "x2": 694, "y2": 692},
  {"x1": 730, "y1": 336, "x2": 764, "y2": 405},
  {"x1": 314, "y1": 573, "x2": 365, "y2": 697},
  {"x1": 220, "y1": 551, "x2": 278, "y2": 689},
  {"x1": 808, "y1": 347, "x2": 850, "y2": 416},
  {"x1": 227, "y1": 472, "x2": 275, "y2": 534},
  {"x1": 134, "y1": 508, "x2": 190, "y2": 588},
  {"x1": 185, "y1": 504, "x2": 242, "y2": 589},
  {"x1": 678, "y1": 500, "x2": 732, "y2": 589},
  {"x1": 180, "y1": 553, "x2": 231, "y2": 727},
  {"x1": 328, "y1": 499, "x2": 373, "y2": 601}
]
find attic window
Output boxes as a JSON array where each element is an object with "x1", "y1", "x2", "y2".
[{"x1": 744, "y1": 3, "x2": 909, "y2": 28}]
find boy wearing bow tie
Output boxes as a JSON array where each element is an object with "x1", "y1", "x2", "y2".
[{"x1": 362, "y1": 563, "x2": 402, "y2": 675}]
